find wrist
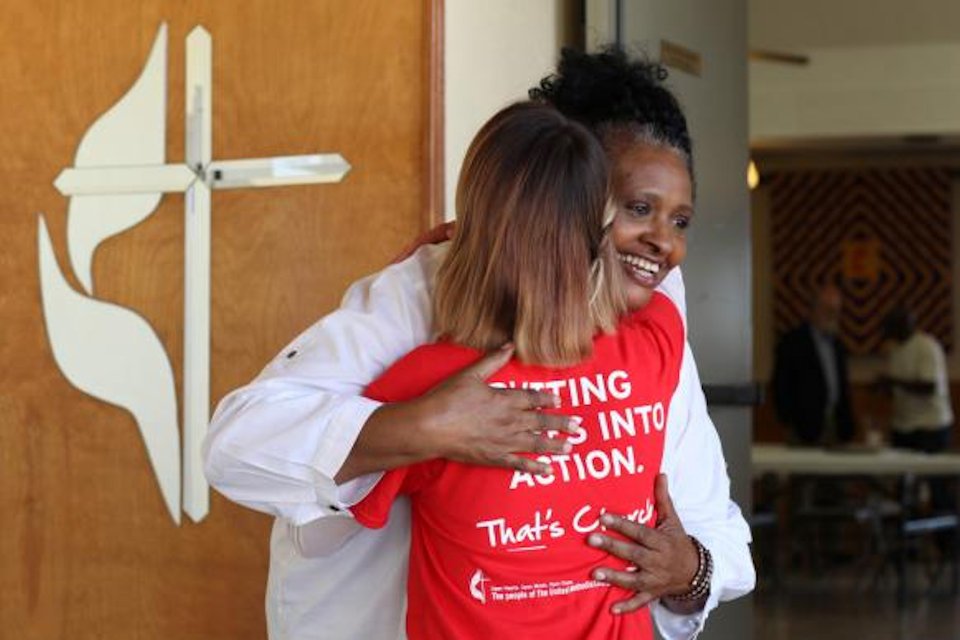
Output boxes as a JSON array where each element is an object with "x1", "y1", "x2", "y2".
[
  {"x1": 334, "y1": 400, "x2": 442, "y2": 484},
  {"x1": 679, "y1": 535, "x2": 699, "y2": 585},
  {"x1": 356, "y1": 401, "x2": 438, "y2": 466},
  {"x1": 663, "y1": 536, "x2": 712, "y2": 609},
  {"x1": 401, "y1": 394, "x2": 452, "y2": 460}
]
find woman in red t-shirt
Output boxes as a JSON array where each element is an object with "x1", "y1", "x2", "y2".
[{"x1": 351, "y1": 101, "x2": 693, "y2": 639}]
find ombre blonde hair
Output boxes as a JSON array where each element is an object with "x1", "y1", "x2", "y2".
[{"x1": 434, "y1": 102, "x2": 626, "y2": 367}]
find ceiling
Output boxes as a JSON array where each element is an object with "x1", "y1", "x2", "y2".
[{"x1": 750, "y1": 0, "x2": 960, "y2": 50}]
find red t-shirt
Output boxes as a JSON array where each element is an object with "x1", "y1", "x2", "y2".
[{"x1": 353, "y1": 292, "x2": 685, "y2": 640}]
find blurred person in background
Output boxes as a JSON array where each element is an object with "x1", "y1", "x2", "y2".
[
  {"x1": 876, "y1": 306, "x2": 954, "y2": 514},
  {"x1": 773, "y1": 285, "x2": 855, "y2": 446}
]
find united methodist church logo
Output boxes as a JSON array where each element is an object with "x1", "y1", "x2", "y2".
[{"x1": 37, "y1": 24, "x2": 349, "y2": 525}]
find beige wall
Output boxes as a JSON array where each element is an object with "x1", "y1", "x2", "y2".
[
  {"x1": 443, "y1": 0, "x2": 579, "y2": 218},
  {"x1": 749, "y1": 0, "x2": 960, "y2": 50},
  {"x1": 750, "y1": 43, "x2": 960, "y2": 143},
  {"x1": 748, "y1": 0, "x2": 960, "y2": 143}
]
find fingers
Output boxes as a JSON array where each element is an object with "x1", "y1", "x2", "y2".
[
  {"x1": 437, "y1": 346, "x2": 588, "y2": 475},
  {"x1": 587, "y1": 530, "x2": 655, "y2": 565},
  {"x1": 594, "y1": 514, "x2": 661, "y2": 551},
  {"x1": 464, "y1": 344, "x2": 515, "y2": 381},
  {"x1": 391, "y1": 222, "x2": 458, "y2": 263},
  {"x1": 490, "y1": 429, "x2": 577, "y2": 474},
  {"x1": 526, "y1": 388, "x2": 557, "y2": 411},
  {"x1": 592, "y1": 566, "x2": 635, "y2": 588},
  {"x1": 461, "y1": 349, "x2": 574, "y2": 420},
  {"x1": 536, "y1": 412, "x2": 581, "y2": 436},
  {"x1": 520, "y1": 431, "x2": 572, "y2": 456},
  {"x1": 492, "y1": 389, "x2": 570, "y2": 434},
  {"x1": 591, "y1": 568, "x2": 656, "y2": 612},
  {"x1": 417, "y1": 221, "x2": 455, "y2": 244},
  {"x1": 498, "y1": 453, "x2": 552, "y2": 476},
  {"x1": 610, "y1": 592, "x2": 655, "y2": 615},
  {"x1": 439, "y1": 221, "x2": 457, "y2": 240},
  {"x1": 486, "y1": 383, "x2": 575, "y2": 433},
  {"x1": 495, "y1": 433, "x2": 571, "y2": 471},
  {"x1": 653, "y1": 474, "x2": 678, "y2": 525},
  {"x1": 511, "y1": 387, "x2": 562, "y2": 411},
  {"x1": 588, "y1": 513, "x2": 698, "y2": 603}
]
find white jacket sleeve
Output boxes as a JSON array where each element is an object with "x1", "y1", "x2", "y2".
[
  {"x1": 651, "y1": 269, "x2": 756, "y2": 639},
  {"x1": 202, "y1": 245, "x2": 445, "y2": 525}
]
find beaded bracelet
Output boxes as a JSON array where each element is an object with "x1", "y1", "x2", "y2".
[{"x1": 669, "y1": 535, "x2": 713, "y2": 602}]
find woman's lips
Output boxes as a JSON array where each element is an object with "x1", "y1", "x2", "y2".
[{"x1": 617, "y1": 252, "x2": 662, "y2": 288}]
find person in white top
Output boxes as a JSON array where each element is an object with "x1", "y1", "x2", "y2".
[
  {"x1": 879, "y1": 306, "x2": 954, "y2": 512},
  {"x1": 203, "y1": 47, "x2": 755, "y2": 640},
  {"x1": 880, "y1": 306, "x2": 953, "y2": 449}
]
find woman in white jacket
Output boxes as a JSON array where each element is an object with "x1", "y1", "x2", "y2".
[{"x1": 204, "y1": 47, "x2": 754, "y2": 640}]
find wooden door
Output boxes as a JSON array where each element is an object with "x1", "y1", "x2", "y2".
[{"x1": 0, "y1": 1, "x2": 441, "y2": 637}]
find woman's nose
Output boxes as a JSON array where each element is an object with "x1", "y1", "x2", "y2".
[{"x1": 643, "y1": 218, "x2": 673, "y2": 255}]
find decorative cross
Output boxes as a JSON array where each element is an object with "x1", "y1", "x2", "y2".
[{"x1": 50, "y1": 25, "x2": 349, "y2": 523}]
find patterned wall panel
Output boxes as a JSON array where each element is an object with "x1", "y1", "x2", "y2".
[{"x1": 768, "y1": 167, "x2": 953, "y2": 355}]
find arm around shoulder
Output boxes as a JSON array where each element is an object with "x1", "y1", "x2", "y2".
[
  {"x1": 652, "y1": 342, "x2": 755, "y2": 639},
  {"x1": 202, "y1": 245, "x2": 444, "y2": 525}
]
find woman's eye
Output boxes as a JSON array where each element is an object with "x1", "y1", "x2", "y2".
[
  {"x1": 627, "y1": 202, "x2": 650, "y2": 216},
  {"x1": 674, "y1": 216, "x2": 691, "y2": 230}
]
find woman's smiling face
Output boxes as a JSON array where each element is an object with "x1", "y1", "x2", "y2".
[{"x1": 608, "y1": 142, "x2": 694, "y2": 310}]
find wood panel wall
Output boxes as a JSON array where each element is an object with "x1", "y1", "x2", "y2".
[
  {"x1": 0, "y1": 1, "x2": 441, "y2": 637},
  {"x1": 766, "y1": 166, "x2": 953, "y2": 356}
]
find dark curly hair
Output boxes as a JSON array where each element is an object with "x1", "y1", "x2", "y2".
[{"x1": 529, "y1": 46, "x2": 694, "y2": 181}]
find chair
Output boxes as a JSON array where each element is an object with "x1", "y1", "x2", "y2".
[{"x1": 860, "y1": 474, "x2": 960, "y2": 602}]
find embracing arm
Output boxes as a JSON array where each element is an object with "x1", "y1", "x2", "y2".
[
  {"x1": 203, "y1": 246, "x2": 442, "y2": 524},
  {"x1": 203, "y1": 243, "x2": 572, "y2": 526},
  {"x1": 585, "y1": 269, "x2": 754, "y2": 638},
  {"x1": 652, "y1": 341, "x2": 755, "y2": 638},
  {"x1": 337, "y1": 346, "x2": 570, "y2": 483}
]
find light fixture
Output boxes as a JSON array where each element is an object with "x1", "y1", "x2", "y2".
[{"x1": 747, "y1": 159, "x2": 760, "y2": 190}]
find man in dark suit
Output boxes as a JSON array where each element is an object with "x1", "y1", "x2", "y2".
[{"x1": 773, "y1": 285, "x2": 855, "y2": 445}]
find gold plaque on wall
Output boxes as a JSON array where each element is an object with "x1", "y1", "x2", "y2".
[{"x1": 660, "y1": 39, "x2": 703, "y2": 77}]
